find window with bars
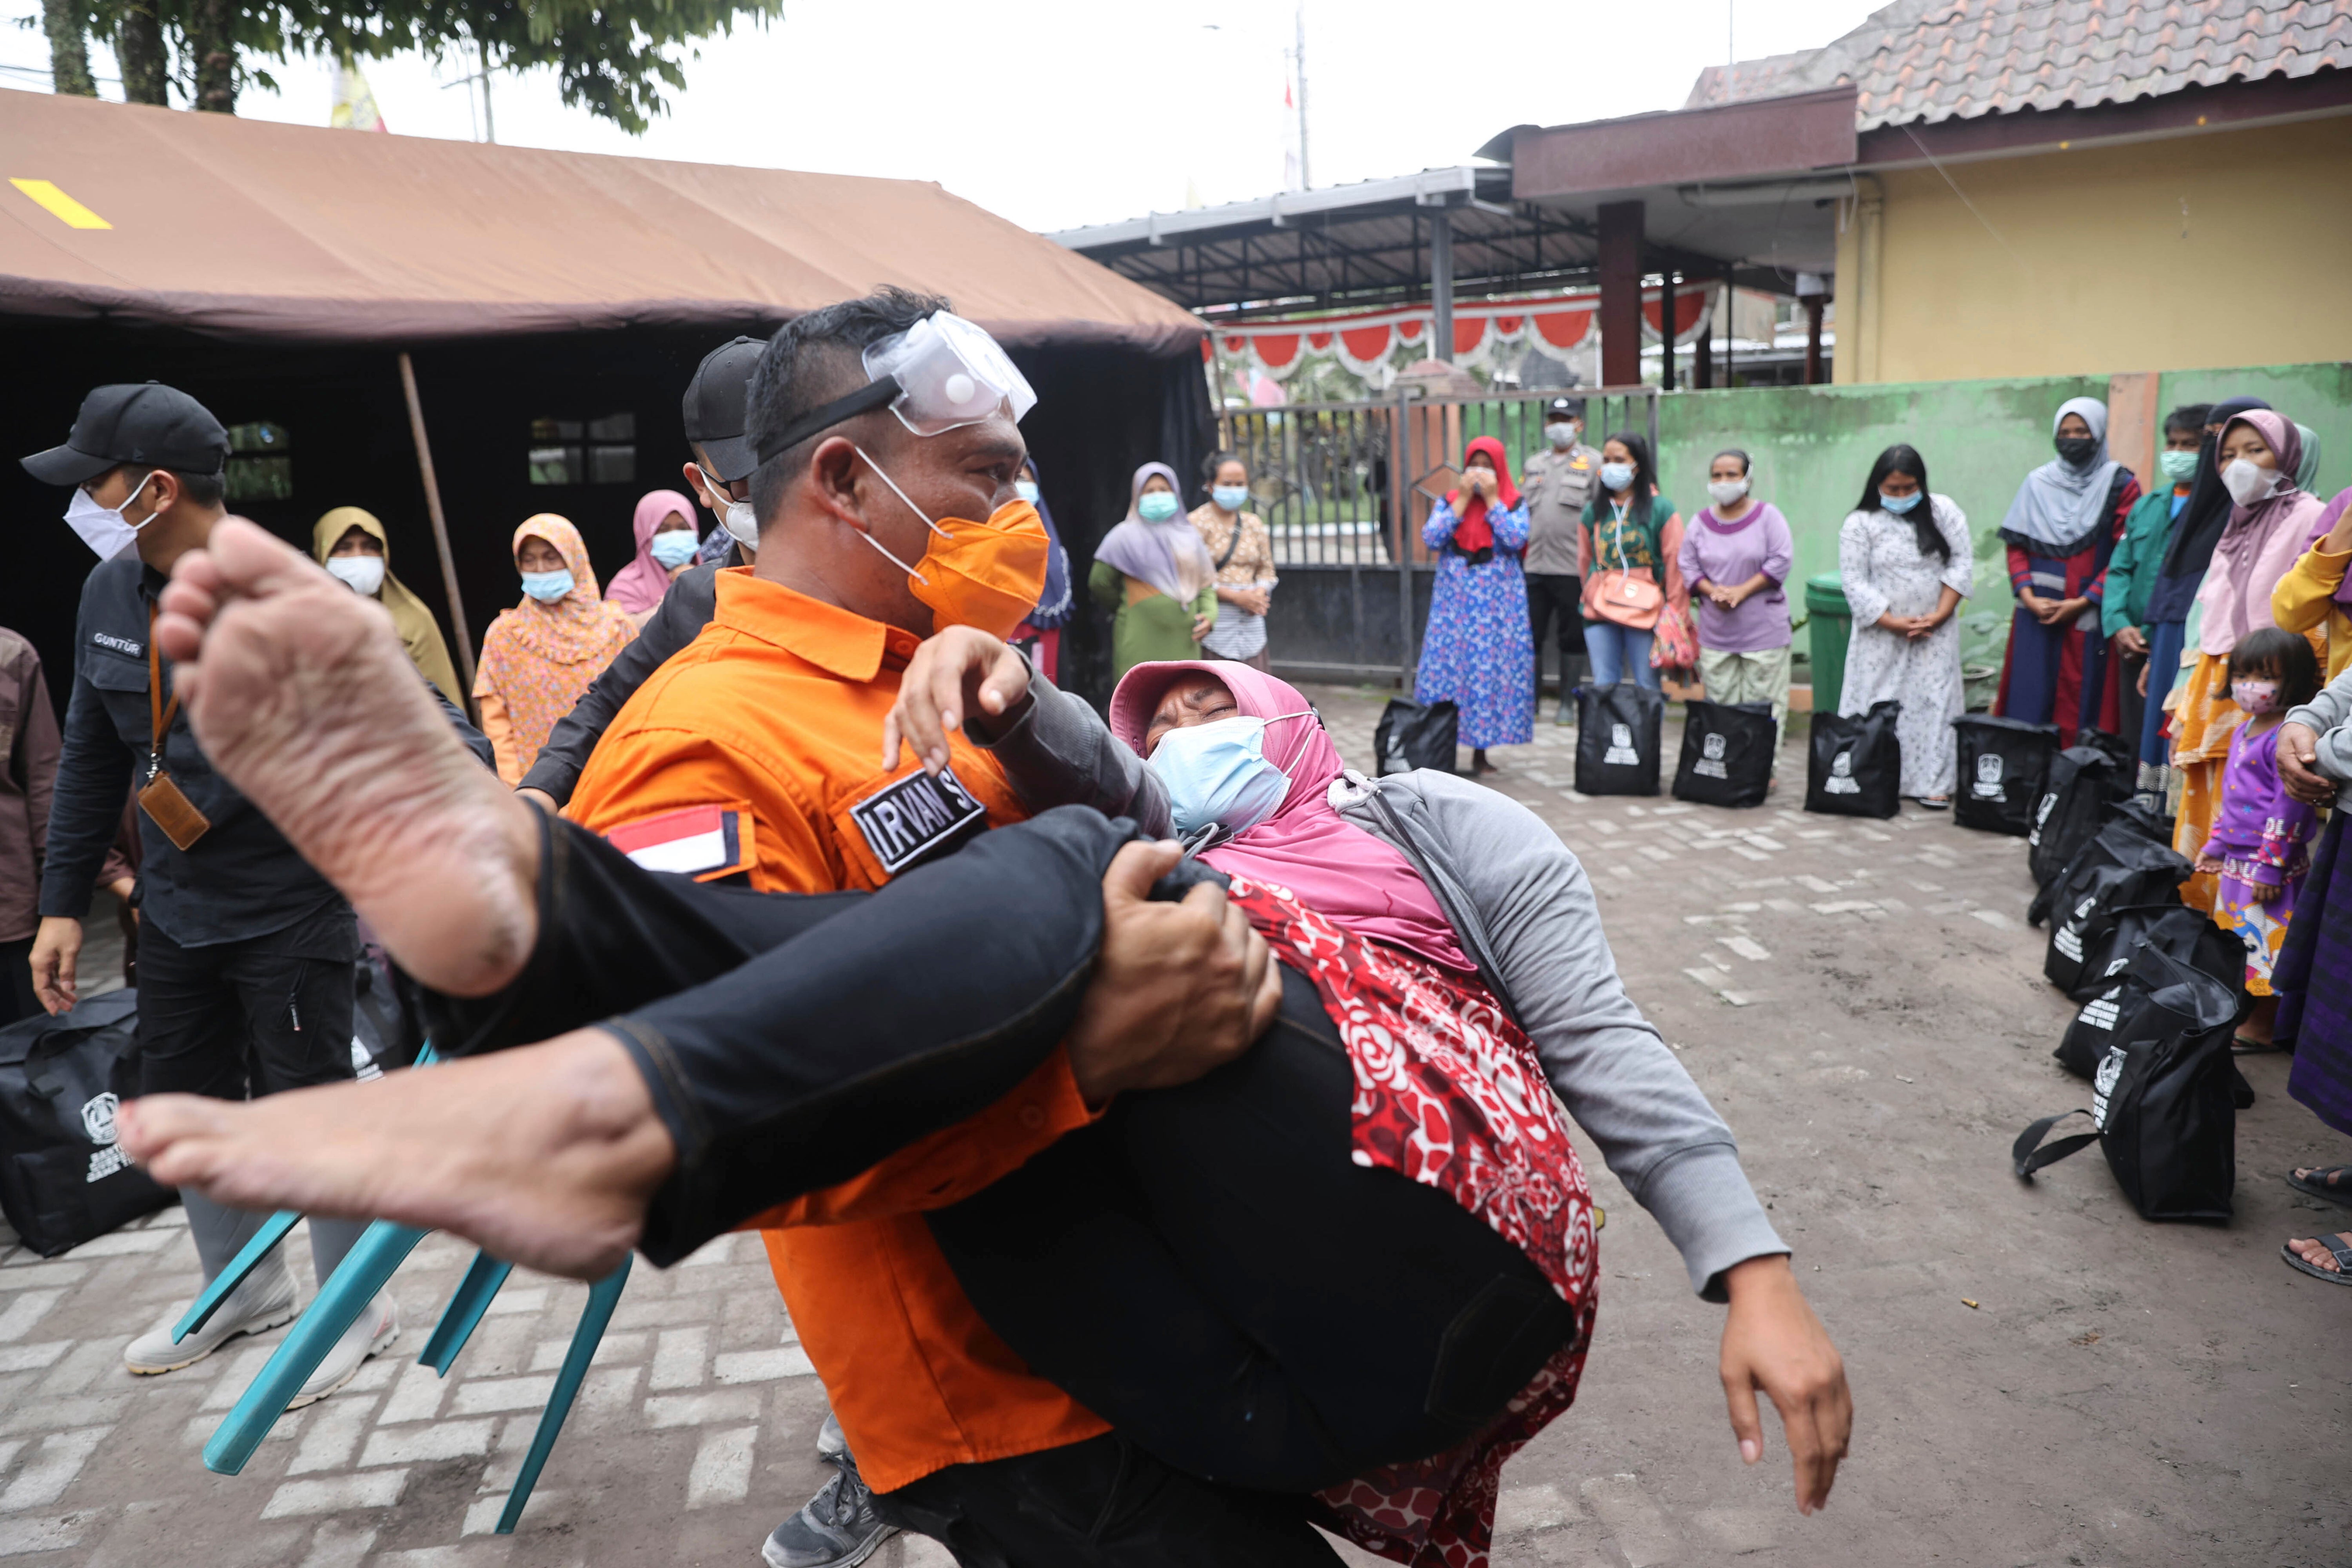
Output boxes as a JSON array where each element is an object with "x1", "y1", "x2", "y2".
[
  {"x1": 224, "y1": 420, "x2": 293, "y2": 502},
  {"x1": 528, "y1": 413, "x2": 635, "y2": 485}
]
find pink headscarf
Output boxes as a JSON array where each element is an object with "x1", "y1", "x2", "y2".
[
  {"x1": 605, "y1": 489, "x2": 701, "y2": 615},
  {"x1": 2197, "y1": 412, "x2": 2326, "y2": 656},
  {"x1": 1109, "y1": 660, "x2": 1473, "y2": 972}
]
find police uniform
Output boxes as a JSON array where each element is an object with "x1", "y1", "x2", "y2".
[
  {"x1": 565, "y1": 569, "x2": 1114, "y2": 1492},
  {"x1": 1521, "y1": 440, "x2": 1602, "y2": 706}
]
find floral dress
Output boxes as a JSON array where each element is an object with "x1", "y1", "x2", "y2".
[
  {"x1": 1415, "y1": 498, "x2": 1534, "y2": 749},
  {"x1": 1835, "y1": 498, "x2": 1975, "y2": 799}
]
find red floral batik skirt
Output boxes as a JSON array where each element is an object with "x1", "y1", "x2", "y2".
[{"x1": 1223, "y1": 875, "x2": 1601, "y2": 1568}]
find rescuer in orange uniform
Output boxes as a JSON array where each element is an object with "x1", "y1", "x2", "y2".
[{"x1": 562, "y1": 291, "x2": 1341, "y2": 1565}]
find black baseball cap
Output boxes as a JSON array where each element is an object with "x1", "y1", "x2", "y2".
[
  {"x1": 682, "y1": 336, "x2": 765, "y2": 484},
  {"x1": 1545, "y1": 396, "x2": 1587, "y2": 420},
  {"x1": 22, "y1": 382, "x2": 229, "y2": 486}
]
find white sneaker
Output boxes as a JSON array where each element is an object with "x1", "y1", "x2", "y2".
[
  {"x1": 124, "y1": 1258, "x2": 298, "y2": 1375},
  {"x1": 289, "y1": 1292, "x2": 399, "y2": 1408}
]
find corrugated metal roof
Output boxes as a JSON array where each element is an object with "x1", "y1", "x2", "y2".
[{"x1": 1685, "y1": 0, "x2": 2352, "y2": 131}]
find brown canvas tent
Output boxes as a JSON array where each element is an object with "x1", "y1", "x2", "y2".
[{"x1": 1, "y1": 88, "x2": 1209, "y2": 701}]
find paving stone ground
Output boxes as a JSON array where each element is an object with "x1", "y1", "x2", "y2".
[{"x1": 3, "y1": 684, "x2": 2347, "y2": 1567}]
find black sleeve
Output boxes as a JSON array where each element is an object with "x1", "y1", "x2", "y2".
[
  {"x1": 36, "y1": 662, "x2": 134, "y2": 920},
  {"x1": 518, "y1": 564, "x2": 720, "y2": 804},
  {"x1": 432, "y1": 681, "x2": 497, "y2": 769}
]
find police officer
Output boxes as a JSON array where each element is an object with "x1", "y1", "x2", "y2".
[
  {"x1": 21, "y1": 384, "x2": 431, "y2": 1398},
  {"x1": 1521, "y1": 395, "x2": 1602, "y2": 724}
]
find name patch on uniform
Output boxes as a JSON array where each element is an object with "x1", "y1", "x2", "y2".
[
  {"x1": 605, "y1": 804, "x2": 753, "y2": 880},
  {"x1": 851, "y1": 765, "x2": 986, "y2": 875},
  {"x1": 91, "y1": 632, "x2": 142, "y2": 656}
]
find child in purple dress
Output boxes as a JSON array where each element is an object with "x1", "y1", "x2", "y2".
[{"x1": 2194, "y1": 627, "x2": 2324, "y2": 1047}]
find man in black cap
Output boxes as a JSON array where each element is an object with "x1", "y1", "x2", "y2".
[
  {"x1": 1521, "y1": 394, "x2": 1601, "y2": 725},
  {"x1": 517, "y1": 335, "x2": 763, "y2": 811},
  {"x1": 21, "y1": 383, "x2": 405, "y2": 1397}
]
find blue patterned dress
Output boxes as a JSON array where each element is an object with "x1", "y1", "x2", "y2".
[{"x1": 1415, "y1": 498, "x2": 1534, "y2": 748}]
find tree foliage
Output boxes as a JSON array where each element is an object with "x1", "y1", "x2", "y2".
[{"x1": 53, "y1": 0, "x2": 782, "y2": 127}]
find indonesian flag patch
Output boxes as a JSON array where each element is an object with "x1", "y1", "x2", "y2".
[{"x1": 604, "y1": 802, "x2": 755, "y2": 881}]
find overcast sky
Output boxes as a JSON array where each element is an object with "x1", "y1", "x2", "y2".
[{"x1": 3, "y1": 0, "x2": 1884, "y2": 232}]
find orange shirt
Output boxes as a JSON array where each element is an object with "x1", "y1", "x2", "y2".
[{"x1": 566, "y1": 569, "x2": 1111, "y2": 1490}]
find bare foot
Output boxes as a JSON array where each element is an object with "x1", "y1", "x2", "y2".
[
  {"x1": 115, "y1": 1033, "x2": 673, "y2": 1280},
  {"x1": 154, "y1": 521, "x2": 538, "y2": 996}
]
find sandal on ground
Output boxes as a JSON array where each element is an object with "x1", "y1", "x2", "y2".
[
  {"x1": 1917, "y1": 795, "x2": 1952, "y2": 811},
  {"x1": 2279, "y1": 1234, "x2": 2352, "y2": 1284},
  {"x1": 2287, "y1": 1166, "x2": 2352, "y2": 1205},
  {"x1": 2232, "y1": 1035, "x2": 2281, "y2": 1054}
]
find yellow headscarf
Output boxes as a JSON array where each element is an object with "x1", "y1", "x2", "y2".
[{"x1": 311, "y1": 507, "x2": 463, "y2": 705}]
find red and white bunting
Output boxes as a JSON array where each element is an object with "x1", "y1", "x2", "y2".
[{"x1": 1209, "y1": 285, "x2": 1713, "y2": 381}]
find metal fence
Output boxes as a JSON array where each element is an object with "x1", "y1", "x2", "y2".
[{"x1": 1217, "y1": 385, "x2": 1659, "y2": 681}]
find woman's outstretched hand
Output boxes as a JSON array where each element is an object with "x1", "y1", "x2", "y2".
[
  {"x1": 884, "y1": 626, "x2": 1033, "y2": 774},
  {"x1": 1719, "y1": 1254, "x2": 1851, "y2": 1515}
]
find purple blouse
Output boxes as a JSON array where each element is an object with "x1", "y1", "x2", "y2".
[{"x1": 1676, "y1": 500, "x2": 1796, "y2": 653}]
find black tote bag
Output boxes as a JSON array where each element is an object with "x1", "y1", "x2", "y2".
[
  {"x1": 0, "y1": 989, "x2": 175, "y2": 1257},
  {"x1": 2028, "y1": 743, "x2": 2133, "y2": 887},
  {"x1": 1374, "y1": 698, "x2": 1458, "y2": 776},
  {"x1": 1574, "y1": 683, "x2": 1664, "y2": 797},
  {"x1": 2055, "y1": 904, "x2": 2250, "y2": 1079},
  {"x1": 1803, "y1": 702, "x2": 1902, "y2": 818},
  {"x1": 2037, "y1": 815, "x2": 2193, "y2": 996},
  {"x1": 2014, "y1": 943, "x2": 2242, "y2": 1223},
  {"x1": 1952, "y1": 714, "x2": 2062, "y2": 836},
  {"x1": 1671, "y1": 700, "x2": 1776, "y2": 809}
]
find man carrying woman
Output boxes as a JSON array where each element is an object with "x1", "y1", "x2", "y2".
[{"x1": 114, "y1": 292, "x2": 1849, "y2": 1566}]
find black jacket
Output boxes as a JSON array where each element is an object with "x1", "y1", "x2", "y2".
[{"x1": 520, "y1": 557, "x2": 725, "y2": 805}]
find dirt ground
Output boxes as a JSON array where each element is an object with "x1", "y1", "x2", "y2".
[{"x1": 1, "y1": 685, "x2": 2346, "y2": 1568}]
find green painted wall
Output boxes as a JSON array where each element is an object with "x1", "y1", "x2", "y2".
[{"x1": 1642, "y1": 361, "x2": 2351, "y2": 703}]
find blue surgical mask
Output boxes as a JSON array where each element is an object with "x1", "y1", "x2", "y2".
[
  {"x1": 1014, "y1": 479, "x2": 1041, "y2": 505},
  {"x1": 1138, "y1": 491, "x2": 1181, "y2": 523},
  {"x1": 1879, "y1": 490, "x2": 1921, "y2": 514},
  {"x1": 1599, "y1": 461, "x2": 1635, "y2": 493},
  {"x1": 649, "y1": 529, "x2": 700, "y2": 568},
  {"x1": 1150, "y1": 710, "x2": 1312, "y2": 838},
  {"x1": 1212, "y1": 484, "x2": 1249, "y2": 512},
  {"x1": 521, "y1": 568, "x2": 575, "y2": 602}
]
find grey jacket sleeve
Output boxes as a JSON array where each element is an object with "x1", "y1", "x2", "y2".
[
  {"x1": 970, "y1": 666, "x2": 1174, "y2": 838},
  {"x1": 35, "y1": 660, "x2": 134, "y2": 921},
  {"x1": 1345, "y1": 771, "x2": 1786, "y2": 1299},
  {"x1": 520, "y1": 564, "x2": 720, "y2": 804},
  {"x1": 2285, "y1": 662, "x2": 2352, "y2": 809}
]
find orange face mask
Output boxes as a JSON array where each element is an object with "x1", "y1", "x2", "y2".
[{"x1": 852, "y1": 446, "x2": 1051, "y2": 640}]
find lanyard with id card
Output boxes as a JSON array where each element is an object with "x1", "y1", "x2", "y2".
[{"x1": 139, "y1": 604, "x2": 211, "y2": 850}]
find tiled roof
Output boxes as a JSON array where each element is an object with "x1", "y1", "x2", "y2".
[{"x1": 1684, "y1": 0, "x2": 2352, "y2": 130}]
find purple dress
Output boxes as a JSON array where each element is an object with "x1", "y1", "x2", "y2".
[
  {"x1": 1676, "y1": 501, "x2": 1795, "y2": 652},
  {"x1": 2201, "y1": 718, "x2": 2318, "y2": 993},
  {"x1": 1415, "y1": 498, "x2": 1534, "y2": 749}
]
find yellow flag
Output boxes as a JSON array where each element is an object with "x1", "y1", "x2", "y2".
[{"x1": 330, "y1": 56, "x2": 387, "y2": 132}]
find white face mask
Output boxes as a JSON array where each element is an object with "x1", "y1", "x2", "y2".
[
  {"x1": 1707, "y1": 477, "x2": 1750, "y2": 507},
  {"x1": 325, "y1": 555, "x2": 387, "y2": 595},
  {"x1": 64, "y1": 473, "x2": 157, "y2": 560},
  {"x1": 1545, "y1": 423, "x2": 1577, "y2": 449},
  {"x1": 692, "y1": 463, "x2": 759, "y2": 547},
  {"x1": 2221, "y1": 457, "x2": 2278, "y2": 507}
]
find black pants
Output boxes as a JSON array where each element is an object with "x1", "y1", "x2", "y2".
[
  {"x1": 438, "y1": 808, "x2": 1572, "y2": 1492},
  {"x1": 137, "y1": 911, "x2": 358, "y2": 1100},
  {"x1": 1527, "y1": 572, "x2": 1588, "y2": 697},
  {"x1": 2115, "y1": 649, "x2": 2148, "y2": 763},
  {"x1": 0, "y1": 937, "x2": 37, "y2": 1027},
  {"x1": 871, "y1": 1435, "x2": 1342, "y2": 1568}
]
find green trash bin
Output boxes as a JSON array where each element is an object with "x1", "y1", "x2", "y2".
[{"x1": 1804, "y1": 573, "x2": 1853, "y2": 715}]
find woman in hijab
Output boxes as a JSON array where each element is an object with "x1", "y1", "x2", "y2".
[
  {"x1": 2134, "y1": 396, "x2": 2272, "y2": 797},
  {"x1": 1089, "y1": 461, "x2": 1218, "y2": 683},
  {"x1": 310, "y1": 507, "x2": 463, "y2": 706},
  {"x1": 1993, "y1": 397, "x2": 2140, "y2": 733},
  {"x1": 604, "y1": 490, "x2": 704, "y2": 627},
  {"x1": 2169, "y1": 411, "x2": 2328, "y2": 914},
  {"x1": 1007, "y1": 458, "x2": 1074, "y2": 682},
  {"x1": 1416, "y1": 435, "x2": 1534, "y2": 775},
  {"x1": 473, "y1": 514, "x2": 638, "y2": 786}
]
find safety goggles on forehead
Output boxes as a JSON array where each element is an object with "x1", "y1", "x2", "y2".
[{"x1": 751, "y1": 310, "x2": 1036, "y2": 463}]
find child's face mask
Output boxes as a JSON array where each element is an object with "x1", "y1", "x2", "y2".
[{"x1": 2230, "y1": 678, "x2": 2280, "y2": 714}]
